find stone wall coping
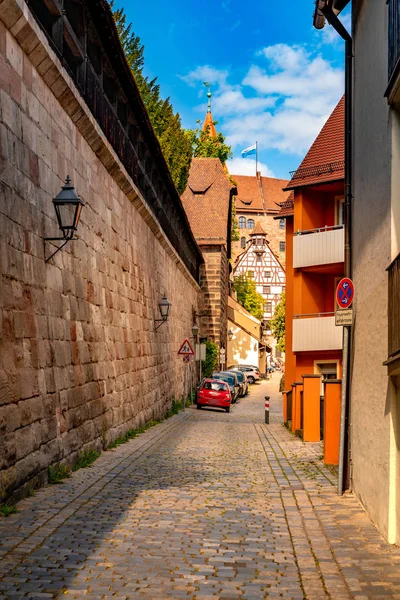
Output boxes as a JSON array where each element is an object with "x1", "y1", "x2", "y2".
[{"x1": 0, "y1": 0, "x2": 201, "y2": 292}]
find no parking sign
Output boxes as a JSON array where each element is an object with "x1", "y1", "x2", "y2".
[{"x1": 336, "y1": 278, "x2": 354, "y2": 309}]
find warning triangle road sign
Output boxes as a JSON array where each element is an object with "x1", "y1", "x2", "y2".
[{"x1": 178, "y1": 338, "x2": 195, "y2": 355}]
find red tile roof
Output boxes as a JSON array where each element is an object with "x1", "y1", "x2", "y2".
[
  {"x1": 275, "y1": 192, "x2": 294, "y2": 219},
  {"x1": 285, "y1": 96, "x2": 345, "y2": 190},
  {"x1": 181, "y1": 158, "x2": 236, "y2": 245},
  {"x1": 230, "y1": 173, "x2": 290, "y2": 213},
  {"x1": 250, "y1": 221, "x2": 267, "y2": 236}
]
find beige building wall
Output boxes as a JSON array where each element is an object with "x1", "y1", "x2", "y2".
[
  {"x1": 0, "y1": 11, "x2": 200, "y2": 501},
  {"x1": 227, "y1": 297, "x2": 261, "y2": 368},
  {"x1": 351, "y1": 0, "x2": 400, "y2": 544}
]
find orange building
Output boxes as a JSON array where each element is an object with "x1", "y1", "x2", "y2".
[{"x1": 277, "y1": 97, "x2": 345, "y2": 447}]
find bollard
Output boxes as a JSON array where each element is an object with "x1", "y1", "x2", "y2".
[{"x1": 265, "y1": 396, "x2": 270, "y2": 424}]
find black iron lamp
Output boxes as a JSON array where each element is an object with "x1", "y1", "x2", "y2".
[
  {"x1": 228, "y1": 328, "x2": 234, "y2": 341},
  {"x1": 192, "y1": 323, "x2": 199, "y2": 342},
  {"x1": 155, "y1": 295, "x2": 172, "y2": 331},
  {"x1": 44, "y1": 176, "x2": 84, "y2": 262}
]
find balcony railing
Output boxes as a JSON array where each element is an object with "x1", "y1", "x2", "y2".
[
  {"x1": 389, "y1": 0, "x2": 400, "y2": 83},
  {"x1": 293, "y1": 313, "x2": 343, "y2": 352},
  {"x1": 293, "y1": 225, "x2": 344, "y2": 269},
  {"x1": 388, "y1": 252, "x2": 400, "y2": 359}
]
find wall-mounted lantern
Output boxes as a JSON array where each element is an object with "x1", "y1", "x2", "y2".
[
  {"x1": 44, "y1": 176, "x2": 84, "y2": 262},
  {"x1": 192, "y1": 323, "x2": 199, "y2": 342},
  {"x1": 228, "y1": 328, "x2": 234, "y2": 342},
  {"x1": 155, "y1": 295, "x2": 172, "y2": 331}
]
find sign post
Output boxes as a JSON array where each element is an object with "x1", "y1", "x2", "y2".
[
  {"x1": 196, "y1": 343, "x2": 206, "y2": 382},
  {"x1": 219, "y1": 347, "x2": 226, "y2": 370},
  {"x1": 178, "y1": 339, "x2": 195, "y2": 409}
]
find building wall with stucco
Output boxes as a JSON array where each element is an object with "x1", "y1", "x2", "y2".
[
  {"x1": 0, "y1": 3, "x2": 200, "y2": 501},
  {"x1": 351, "y1": 0, "x2": 400, "y2": 545}
]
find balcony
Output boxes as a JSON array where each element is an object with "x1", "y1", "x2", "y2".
[
  {"x1": 292, "y1": 314, "x2": 343, "y2": 352},
  {"x1": 293, "y1": 225, "x2": 344, "y2": 269},
  {"x1": 386, "y1": 0, "x2": 400, "y2": 103}
]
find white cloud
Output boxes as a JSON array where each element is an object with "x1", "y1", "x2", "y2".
[
  {"x1": 227, "y1": 157, "x2": 275, "y2": 178},
  {"x1": 179, "y1": 65, "x2": 228, "y2": 87},
  {"x1": 181, "y1": 43, "x2": 344, "y2": 160}
]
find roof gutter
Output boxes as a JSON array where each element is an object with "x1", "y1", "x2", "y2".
[{"x1": 312, "y1": 0, "x2": 353, "y2": 497}]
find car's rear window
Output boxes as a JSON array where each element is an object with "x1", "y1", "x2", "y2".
[
  {"x1": 229, "y1": 371, "x2": 243, "y2": 381},
  {"x1": 212, "y1": 374, "x2": 233, "y2": 384},
  {"x1": 203, "y1": 382, "x2": 228, "y2": 391}
]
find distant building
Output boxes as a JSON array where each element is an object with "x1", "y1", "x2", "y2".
[
  {"x1": 233, "y1": 222, "x2": 285, "y2": 359},
  {"x1": 181, "y1": 158, "x2": 236, "y2": 348},
  {"x1": 231, "y1": 172, "x2": 290, "y2": 266},
  {"x1": 227, "y1": 296, "x2": 267, "y2": 371}
]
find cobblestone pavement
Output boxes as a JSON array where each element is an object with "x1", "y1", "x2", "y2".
[{"x1": 1, "y1": 374, "x2": 400, "y2": 599}]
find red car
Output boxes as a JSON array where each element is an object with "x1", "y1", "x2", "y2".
[{"x1": 197, "y1": 379, "x2": 232, "y2": 413}]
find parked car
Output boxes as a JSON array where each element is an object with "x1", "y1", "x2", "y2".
[
  {"x1": 226, "y1": 369, "x2": 249, "y2": 397},
  {"x1": 212, "y1": 371, "x2": 240, "y2": 402},
  {"x1": 197, "y1": 379, "x2": 232, "y2": 413},
  {"x1": 227, "y1": 365, "x2": 260, "y2": 384}
]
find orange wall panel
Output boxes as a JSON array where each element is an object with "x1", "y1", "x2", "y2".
[
  {"x1": 324, "y1": 380, "x2": 342, "y2": 465},
  {"x1": 285, "y1": 217, "x2": 296, "y2": 390}
]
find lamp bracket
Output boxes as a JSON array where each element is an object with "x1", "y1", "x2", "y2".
[
  {"x1": 44, "y1": 234, "x2": 76, "y2": 263},
  {"x1": 154, "y1": 318, "x2": 167, "y2": 332}
]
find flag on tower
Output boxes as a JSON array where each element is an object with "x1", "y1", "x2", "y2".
[{"x1": 241, "y1": 144, "x2": 257, "y2": 158}]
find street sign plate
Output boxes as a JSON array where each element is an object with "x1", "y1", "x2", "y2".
[
  {"x1": 178, "y1": 338, "x2": 195, "y2": 355},
  {"x1": 336, "y1": 277, "x2": 354, "y2": 309},
  {"x1": 195, "y1": 344, "x2": 206, "y2": 361},
  {"x1": 183, "y1": 355, "x2": 190, "y2": 363},
  {"x1": 335, "y1": 308, "x2": 353, "y2": 326}
]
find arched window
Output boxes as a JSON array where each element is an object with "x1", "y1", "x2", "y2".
[
  {"x1": 239, "y1": 216, "x2": 246, "y2": 229},
  {"x1": 247, "y1": 219, "x2": 255, "y2": 229},
  {"x1": 240, "y1": 237, "x2": 246, "y2": 249}
]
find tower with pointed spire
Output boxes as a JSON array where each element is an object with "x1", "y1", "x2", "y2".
[{"x1": 202, "y1": 82, "x2": 217, "y2": 137}]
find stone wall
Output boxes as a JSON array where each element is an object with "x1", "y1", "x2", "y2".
[
  {"x1": 198, "y1": 245, "x2": 228, "y2": 348},
  {"x1": 0, "y1": 9, "x2": 200, "y2": 501}
]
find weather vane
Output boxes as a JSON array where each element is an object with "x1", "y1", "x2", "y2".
[{"x1": 203, "y1": 82, "x2": 212, "y2": 113}]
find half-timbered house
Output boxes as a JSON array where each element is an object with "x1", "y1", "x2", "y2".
[{"x1": 233, "y1": 222, "x2": 285, "y2": 358}]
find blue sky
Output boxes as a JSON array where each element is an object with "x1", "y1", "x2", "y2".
[{"x1": 113, "y1": 0, "x2": 350, "y2": 180}]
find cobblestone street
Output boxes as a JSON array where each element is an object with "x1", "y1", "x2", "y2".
[{"x1": 0, "y1": 374, "x2": 400, "y2": 600}]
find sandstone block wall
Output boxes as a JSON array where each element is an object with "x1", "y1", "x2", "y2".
[
  {"x1": 198, "y1": 245, "x2": 228, "y2": 348},
  {"x1": 0, "y1": 13, "x2": 199, "y2": 501}
]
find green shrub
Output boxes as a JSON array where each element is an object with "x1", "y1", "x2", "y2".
[
  {"x1": 0, "y1": 504, "x2": 17, "y2": 517},
  {"x1": 48, "y1": 463, "x2": 71, "y2": 484},
  {"x1": 203, "y1": 340, "x2": 219, "y2": 377},
  {"x1": 73, "y1": 449, "x2": 101, "y2": 471}
]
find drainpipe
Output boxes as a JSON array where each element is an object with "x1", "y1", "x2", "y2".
[{"x1": 313, "y1": 1, "x2": 353, "y2": 496}]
